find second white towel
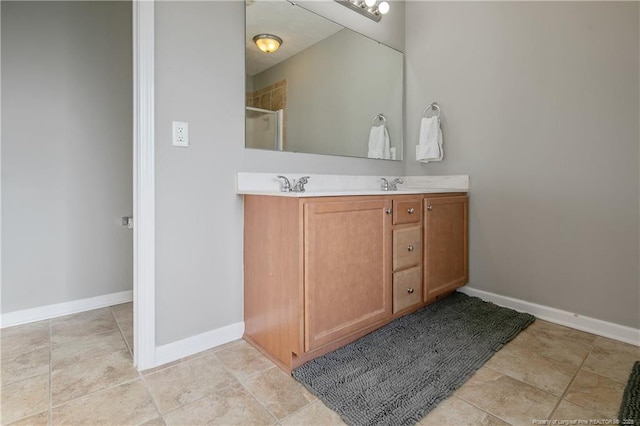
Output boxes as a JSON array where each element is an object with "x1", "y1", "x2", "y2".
[
  {"x1": 416, "y1": 116, "x2": 443, "y2": 163},
  {"x1": 368, "y1": 124, "x2": 391, "y2": 160}
]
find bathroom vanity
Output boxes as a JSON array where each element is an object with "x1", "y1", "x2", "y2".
[
  {"x1": 242, "y1": 0, "x2": 469, "y2": 374},
  {"x1": 240, "y1": 176, "x2": 468, "y2": 372}
]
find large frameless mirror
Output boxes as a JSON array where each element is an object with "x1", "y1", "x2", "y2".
[{"x1": 245, "y1": 0, "x2": 404, "y2": 160}]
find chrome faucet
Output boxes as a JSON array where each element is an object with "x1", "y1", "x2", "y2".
[
  {"x1": 381, "y1": 178, "x2": 389, "y2": 191},
  {"x1": 277, "y1": 175, "x2": 291, "y2": 192},
  {"x1": 292, "y1": 176, "x2": 310, "y2": 193},
  {"x1": 381, "y1": 177, "x2": 404, "y2": 191},
  {"x1": 277, "y1": 175, "x2": 310, "y2": 192}
]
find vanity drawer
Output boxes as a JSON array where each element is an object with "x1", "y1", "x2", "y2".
[
  {"x1": 393, "y1": 199, "x2": 422, "y2": 225},
  {"x1": 393, "y1": 226, "x2": 422, "y2": 270},
  {"x1": 393, "y1": 266, "x2": 422, "y2": 314}
]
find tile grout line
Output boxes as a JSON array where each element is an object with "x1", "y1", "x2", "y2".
[
  {"x1": 139, "y1": 340, "x2": 234, "y2": 377},
  {"x1": 210, "y1": 343, "x2": 275, "y2": 385},
  {"x1": 236, "y1": 383, "x2": 281, "y2": 426},
  {"x1": 110, "y1": 307, "x2": 132, "y2": 357},
  {"x1": 138, "y1": 372, "x2": 166, "y2": 425},
  {"x1": 51, "y1": 326, "x2": 124, "y2": 349},
  {"x1": 455, "y1": 365, "x2": 561, "y2": 425},
  {"x1": 125, "y1": 296, "x2": 165, "y2": 425},
  {"x1": 235, "y1": 363, "x2": 277, "y2": 382},
  {"x1": 50, "y1": 310, "x2": 133, "y2": 395},
  {"x1": 158, "y1": 392, "x2": 216, "y2": 421},
  {"x1": 155, "y1": 379, "x2": 248, "y2": 423},
  {"x1": 453, "y1": 379, "x2": 516, "y2": 425},
  {"x1": 0, "y1": 322, "x2": 54, "y2": 426},
  {"x1": 52, "y1": 347, "x2": 133, "y2": 380},
  {"x1": 442, "y1": 325, "x2": 546, "y2": 424},
  {"x1": 445, "y1": 395, "x2": 513, "y2": 426},
  {"x1": 184, "y1": 351, "x2": 280, "y2": 426},
  {"x1": 211, "y1": 349, "x2": 279, "y2": 423},
  {"x1": 579, "y1": 336, "x2": 640, "y2": 386},
  {"x1": 50, "y1": 376, "x2": 142, "y2": 410},
  {"x1": 111, "y1": 305, "x2": 163, "y2": 425},
  {"x1": 234, "y1": 370, "x2": 282, "y2": 425},
  {"x1": 48, "y1": 306, "x2": 140, "y2": 413},
  {"x1": 227, "y1": 353, "x2": 325, "y2": 425},
  {"x1": 546, "y1": 337, "x2": 599, "y2": 420},
  {"x1": 276, "y1": 398, "x2": 323, "y2": 425},
  {"x1": 140, "y1": 346, "x2": 259, "y2": 424}
]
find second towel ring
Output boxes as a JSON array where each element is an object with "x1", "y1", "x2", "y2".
[
  {"x1": 422, "y1": 102, "x2": 441, "y2": 121},
  {"x1": 371, "y1": 113, "x2": 386, "y2": 126}
]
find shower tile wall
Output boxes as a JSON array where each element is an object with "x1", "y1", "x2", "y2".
[{"x1": 247, "y1": 79, "x2": 287, "y2": 149}]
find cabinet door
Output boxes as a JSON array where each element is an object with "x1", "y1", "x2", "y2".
[
  {"x1": 424, "y1": 196, "x2": 468, "y2": 301},
  {"x1": 304, "y1": 199, "x2": 392, "y2": 352}
]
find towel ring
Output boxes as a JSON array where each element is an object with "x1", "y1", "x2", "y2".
[
  {"x1": 422, "y1": 102, "x2": 441, "y2": 121},
  {"x1": 371, "y1": 113, "x2": 386, "y2": 126}
]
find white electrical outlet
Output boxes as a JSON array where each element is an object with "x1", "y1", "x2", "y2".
[{"x1": 172, "y1": 121, "x2": 189, "y2": 147}]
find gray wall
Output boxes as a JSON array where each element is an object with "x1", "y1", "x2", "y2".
[
  {"x1": 251, "y1": 28, "x2": 403, "y2": 159},
  {"x1": 154, "y1": 1, "x2": 405, "y2": 345},
  {"x1": 1, "y1": 1, "x2": 133, "y2": 313},
  {"x1": 404, "y1": 2, "x2": 640, "y2": 328}
]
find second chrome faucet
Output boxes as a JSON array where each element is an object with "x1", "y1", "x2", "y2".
[{"x1": 381, "y1": 177, "x2": 404, "y2": 191}]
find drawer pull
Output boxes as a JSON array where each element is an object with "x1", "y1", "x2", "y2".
[
  {"x1": 407, "y1": 288, "x2": 415, "y2": 294},
  {"x1": 407, "y1": 208, "x2": 415, "y2": 214},
  {"x1": 407, "y1": 245, "x2": 414, "y2": 252},
  {"x1": 427, "y1": 205, "x2": 433, "y2": 211},
  {"x1": 385, "y1": 208, "x2": 393, "y2": 215}
]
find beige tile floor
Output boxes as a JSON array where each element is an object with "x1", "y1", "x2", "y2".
[{"x1": 1, "y1": 303, "x2": 638, "y2": 425}]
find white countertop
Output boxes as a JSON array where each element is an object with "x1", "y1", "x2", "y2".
[
  {"x1": 237, "y1": 188, "x2": 468, "y2": 197},
  {"x1": 236, "y1": 173, "x2": 469, "y2": 197}
]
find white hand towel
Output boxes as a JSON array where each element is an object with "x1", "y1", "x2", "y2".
[
  {"x1": 416, "y1": 116, "x2": 443, "y2": 163},
  {"x1": 367, "y1": 124, "x2": 391, "y2": 159}
]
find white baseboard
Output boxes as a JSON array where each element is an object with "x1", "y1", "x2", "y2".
[
  {"x1": 154, "y1": 321, "x2": 245, "y2": 368},
  {"x1": 1, "y1": 290, "x2": 133, "y2": 328},
  {"x1": 459, "y1": 287, "x2": 640, "y2": 346}
]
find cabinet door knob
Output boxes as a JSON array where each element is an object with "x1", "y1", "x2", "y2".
[
  {"x1": 427, "y1": 205, "x2": 433, "y2": 211},
  {"x1": 407, "y1": 288, "x2": 414, "y2": 294},
  {"x1": 407, "y1": 245, "x2": 414, "y2": 252},
  {"x1": 385, "y1": 208, "x2": 393, "y2": 215},
  {"x1": 407, "y1": 208, "x2": 415, "y2": 214}
]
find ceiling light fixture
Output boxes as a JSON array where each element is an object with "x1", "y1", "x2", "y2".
[
  {"x1": 334, "y1": 0, "x2": 390, "y2": 23},
  {"x1": 253, "y1": 34, "x2": 283, "y2": 54}
]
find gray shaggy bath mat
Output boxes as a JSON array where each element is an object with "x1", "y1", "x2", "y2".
[
  {"x1": 293, "y1": 291, "x2": 534, "y2": 426},
  {"x1": 619, "y1": 361, "x2": 640, "y2": 425}
]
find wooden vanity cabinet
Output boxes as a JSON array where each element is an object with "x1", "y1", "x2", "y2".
[
  {"x1": 243, "y1": 192, "x2": 468, "y2": 373},
  {"x1": 423, "y1": 195, "x2": 469, "y2": 302}
]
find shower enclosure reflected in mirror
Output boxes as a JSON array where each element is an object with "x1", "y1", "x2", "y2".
[{"x1": 245, "y1": 0, "x2": 404, "y2": 160}]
